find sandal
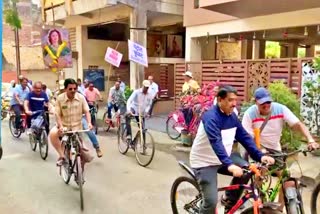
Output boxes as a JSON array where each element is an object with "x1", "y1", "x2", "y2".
[{"x1": 56, "y1": 157, "x2": 65, "y2": 166}]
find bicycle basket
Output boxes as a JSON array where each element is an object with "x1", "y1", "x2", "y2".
[{"x1": 31, "y1": 115, "x2": 44, "y2": 130}]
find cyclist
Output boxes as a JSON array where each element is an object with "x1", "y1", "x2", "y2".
[
  {"x1": 242, "y1": 87, "x2": 319, "y2": 153},
  {"x1": 10, "y1": 77, "x2": 31, "y2": 134},
  {"x1": 24, "y1": 81, "x2": 51, "y2": 134},
  {"x1": 125, "y1": 80, "x2": 153, "y2": 141},
  {"x1": 85, "y1": 82, "x2": 102, "y2": 107},
  {"x1": 106, "y1": 81, "x2": 126, "y2": 121},
  {"x1": 49, "y1": 78, "x2": 93, "y2": 166},
  {"x1": 190, "y1": 85, "x2": 275, "y2": 214},
  {"x1": 77, "y1": 78, "x2": 85, "y2": 95}
]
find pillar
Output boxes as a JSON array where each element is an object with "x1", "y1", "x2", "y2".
[
  {"x1": 75, "y1": 25, "x2": 85, "y2": 80},
  {"x1": 129, "y1": 7, "x2": 147, "y2": 89},
  {"x1": 252, "y1": 40, "x2": 266, "y2": 59},
  {"x1": 306, "y1": 45, "x2": 315, "y2": 57},
  {"x1": 185, "y1": 36, "x2": 201, "y2": 61},
  {"x1": 241, "y1": 40, "x2": 252, "y2": 59},
  {"x1": 287, "y1": 43, "x2": 298, "y2": 57}
]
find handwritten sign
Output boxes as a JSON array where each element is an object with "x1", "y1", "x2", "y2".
[
  {"x1": 128, "y1": 40, "x2": 148, "y2": 67},
  {"x1": 104, "y1": 47, "x2": 123, "y2": 67}
]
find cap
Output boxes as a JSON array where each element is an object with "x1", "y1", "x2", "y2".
[
  {"x1": 142, "y1": 80, "x2": 151, "y2": 87},
  {"x1": 18, "y1": 75, "x2": 24, "y2": 80},
  {"x1": 183, "y1": 71, "x2": 193, "y2": 78},
  {"x1": 254, "y1": 87, "x2": 273, "y2": 104},
  {"x1": 10, "y1": 80, "x2": 16, "y2": 84},
  {"x1": 59, "y1": 80, "x2": 65, "y2": 90}
]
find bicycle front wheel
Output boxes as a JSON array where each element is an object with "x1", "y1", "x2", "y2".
[
  {"x1": 134, "y1": 130, "x2": 155, "y2": 167},
  {"x1": 9, "y1": 116, "x2": 21, "y2": 138},
  {"x1": 61, "y1": 144, "x2": 72, "y2": 184},
  {"x1": 170, "y1": 176, "x2": 201, "y2": 214},
  {"x1": 29, "y1": 133, "x2": 37, "y2": 151},
  {"x1": 102, "y1": 112, "x2": 111, "y2": 132},
  {"x1": 39, "y1": 129, "x2": 49, "y2": 160},
  {"x1": 311, "y1": 182, "x2": 320, "y2": 214},
  {"x1": 76, "y1": 155, "x2": 84, "y2": 211},
  {"x1": 118, "y1": 123, "x2": 129, "y2": 154},
  {"x1": 166, "y1": 116, "x2": 182, "y2": 140}
]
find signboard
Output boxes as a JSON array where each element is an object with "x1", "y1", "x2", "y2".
[
  {"x1": 104, "y1": 47, "x2": 123, "y2": 67},
  {"x1": 83, "y1": 69, "x2": 105, "y2": 91},
  {"x1": 128, "y1": 40, "x2": 148, "y2": 67}
]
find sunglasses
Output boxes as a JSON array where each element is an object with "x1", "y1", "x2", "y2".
[{"x1": 68, "y1": 87, "x2": 77, "y2": 91}]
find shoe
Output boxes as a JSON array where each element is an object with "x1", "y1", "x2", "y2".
[
  {"x1": 96, "y1": 148, "x2": 103, "y2": 158},
  {"x1": 56, "y1": 157, "x2": 65, "y2": 166}
]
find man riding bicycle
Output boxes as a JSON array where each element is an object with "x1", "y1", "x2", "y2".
[
  {"x1": 10, "y1": 77, "x2": 30, "y2": 134},
  {"x1": 24, "y1": 81, "x2": 51, "y2": 135},
  {"x1": 125, "y1": 80, "x2": 153, "y2": 141},
  {"x1": 106, "y1": 81, "x2": 126, "y2": 121},
  {"x1": 49, "y1": 78, "x2": 93, "y2": 166},
  {"x1": 84, "y1": 82, "x2": 102, "y2": 107},
  {"x1": 190, "y1": 85, "x2": 275, "y2": 214}
]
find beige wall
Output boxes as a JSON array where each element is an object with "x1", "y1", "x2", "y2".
[{"x1": 183, "y1": 0, "x2": 236, "y2": 27}]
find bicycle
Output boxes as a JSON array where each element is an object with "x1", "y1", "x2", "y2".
[
  {"x1": 28, "y1": 110, "x2": 50, "y2": 160},
  {"x1": 89, "y1": 102, "x2": 99, "y2": 134},
  {"x1": 102, "y1": 109, "x2": 120, "y2": 132},
  {"x1": 59, "y1": 129, "x2": 91, "y2": 211},
  {"x1": 117, "y1": 114, "x2": 155, "y2": 167},
  {"x1": 311, "y1": 180, "x2": 320, "y2": 214},
  {"x1": 170, "y1": 161, "x2": 282, "y2": 214},
  {"x1": 9, "y1": 108, "x2": 28, "y2": 138},
  {"x1": 257, "y1": 149, "x2": 312, "y2": 214}
]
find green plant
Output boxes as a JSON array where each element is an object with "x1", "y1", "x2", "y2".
[
  {"x1": 4, "y1": 0, "x2": 21, "y2": 30},
  {"x1": 124, "y1": 86, "x2": 133, "y2": 101}
]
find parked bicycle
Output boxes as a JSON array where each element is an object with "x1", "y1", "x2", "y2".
[
  {"x1": 256, "y1": 149, "x2": 312, "y2": 214},
  {"x1": 117, "y1": 115, "x2": 155, "y2": 167},
  {"x1": 311, "y1": 180, "x2": 320, "y2": 214},
  {"x1": 29, "y1": 110, "x2": 50, "y2": 160},
  {"x1": 59, "y1": 129, "x2": 91, "y2": 211},
  {"x1": 9, "y1": 109, "x2": 28, "y2": 138},
  {"x1": 170, "y1": 161, "x2": 282, "y2": 214}
]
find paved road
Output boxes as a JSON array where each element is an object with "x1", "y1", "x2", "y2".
[{"x1": 0, "y1": 117, "x2": 316, "y2": 214}]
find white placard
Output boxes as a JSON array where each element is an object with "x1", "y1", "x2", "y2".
[
  {"x1": 128, "y1": 40, "x2": 148, "y2": 67},
  {"x1": 104, "y1": 47, "x2": 123, "y2": 67}
]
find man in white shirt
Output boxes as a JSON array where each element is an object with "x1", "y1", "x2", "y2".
[
  {"x1": 125, "y1": 80, "x2": 153, "y2": 141},
  {"x1": 147, "y1": 75, "x2": 159, "y2": 116},
  {"x1": 242, "y1": 87, "x2": 319, "y2": 152}
]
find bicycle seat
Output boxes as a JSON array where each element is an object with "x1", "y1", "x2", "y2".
[{"x1": 178, "y1": 161, "x2": 196, "y2": 180}]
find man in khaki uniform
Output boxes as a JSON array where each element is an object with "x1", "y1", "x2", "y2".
[{"x1": 49, "y1": 78, "x2": 93, "y2": 166}]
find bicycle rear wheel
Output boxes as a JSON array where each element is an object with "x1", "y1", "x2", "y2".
[
  {"x1": 9, "y1": 116, "x2": 22, "y2": 138},
  {"x1": 170, "y1": 176, "x2": 201, "y2": 214},
  {"x1": 76, "y1": 155, "x2": 84, "y2": 211},
  {"x1": 39, "y1": 129, "x2": 49, "y2": 160},
  {"x1": 61, "y1": 144, "x2": 72, "y2": 184},
  {"x1": 29, "y1": 133, "x2": 37, "y2": 151},
  {"x1": 311, "y1": 182, "x2": 320, "y2": 214},
  {"x1": 166, "y1": 116, "x2": 182, "y2": 140},
  {"x1": 117, "y1": 123, "x2": 129, "y2": 154},
  {"x1": 134, "y1": 130, "x2": 155, "y2": 167}
]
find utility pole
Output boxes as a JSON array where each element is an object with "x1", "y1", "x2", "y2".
[{"x1": 13, "y1": 0, "x2": 21, "y2": 81}]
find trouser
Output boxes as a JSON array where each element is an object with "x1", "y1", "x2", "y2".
[
  {"x1": 193, "y1": 153, "x2": 250, "y2": 214},
  {"x1": 107, "y1": 103, "x2": 119, "y2": 119},
  {"x1": 148, "y1": 98, "x2": 157, "y2": 116},
  {"x1": 82, "y1": 117, "x2": 99, "y2": 149},
  {"x1": 125, "y1": 115, "x2": 145, "y2": 139},
  {"x1": 12, "y1": 104, "x2": 23, "y2": 129},
  {"x1": 182, "y1": 107, "x2": 193, "y2": 127}
]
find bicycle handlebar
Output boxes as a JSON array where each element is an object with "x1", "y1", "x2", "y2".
[
  {"x1": 265, "y1": 148, "x2": 315, "y2": 159},
  {"x1": 62, "y1": 128, "x2": 91, "y2": 134}
]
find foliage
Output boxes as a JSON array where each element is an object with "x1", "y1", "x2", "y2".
[
  {"x1": 124, "y1": 86, "x2": 133, "y2": 101},
  {"x1": 268, "y1": 81, "x2": 302, "y2": 150},
  {"x1": 265, "y1": 41, "x2": 280, "y2": 59},
  {"x1": 297, "y1": 48, "x2": 306, "y2": 58},
  {"x1": 4, "y1": 0, "x2": 22, "y2": 30}
]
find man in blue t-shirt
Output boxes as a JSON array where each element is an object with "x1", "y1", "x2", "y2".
[{"x1": 24, "y1": 81, "x2": 50, "y2": 134}]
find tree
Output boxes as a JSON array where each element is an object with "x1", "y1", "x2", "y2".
[{"x1": 4, "y1": 0, "x2": 22, "y2": 79}]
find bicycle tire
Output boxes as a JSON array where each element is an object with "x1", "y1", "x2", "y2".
[
  {"x1": 166, "y1": 116, "x2": 182, "y2": 140},
  {"x1": 284, "y1": 186, "x2": 304, "y2": 214},
  {"x1": 170, "y1": 176, "x2": 200, "y2": 214},
  {"x1": 135, "y1": 130, "x2": 155, "y2": 167},
  {"x1": 29, "y1": 133, "x2": 37, "y2": 151},
  {"x1": 118, "y1": 124, "x2": 129, "y2": 154},
  {"x1": 39, "y1": 129, "x2": 49, "y2": 160},
  {"x1": 102, "y1": 112, "x2": 111, "y2": 132},
  {"x1": 61, "y1": 144, "x2": 72, "y2": 184},
  {"x1": 241, "y1": 207, "x2": 283, "y2": 214},
  {"x1": 311, "y1": 182, "x2": 320, "y2": 214},
  {"x1": 76, "y1": 155, "x2": 84, "y2": 211},
  {"x1": 9, "y1": 116, "x2": 22, "y2": 138}
]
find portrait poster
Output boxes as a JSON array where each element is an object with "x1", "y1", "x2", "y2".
[
  {"x1": 147, "y1": 34, "x2": 166, "y2": 57},
  {"x1": 166, "y1": 35, "x2": 183, "y2": 58},
  {"x1": 41, "y1": 28, "x2": 72, "y2": 71}
]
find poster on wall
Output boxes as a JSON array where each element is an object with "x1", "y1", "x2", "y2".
[
  {"x1": 128, "y1": 40, "x2": 148, "y2": 67},
  {"x1": 147, "y1": 34, "x2": 166, "y2": 57},
  {"x1": 41, "y1": 28, "x2": 72, "y2": 72},
  {"x1": 104, "y1": 47, "x2": 123, "y2": 67},
  {"x1": 83, "y1": 69, "x2": 105, "y2": 91},
  {"x1": 166, "y1": 35, "x2": 183, "y2": 58}
]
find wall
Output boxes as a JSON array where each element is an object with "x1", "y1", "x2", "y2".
[{"x1": 27, "y1": 70, "x2": 58, "y2": 90}]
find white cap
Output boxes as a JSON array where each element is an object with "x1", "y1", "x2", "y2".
[
  {"x1": 183, "y1": 71, "x2": 193, "y2": 78},
  {"x1": 142, "y1": 80, "x2": 151, "y2": 87},
  {"x1": 10, "y1": 80, "x2": 16, "y2": 84},
  {"x1": 59, "y1": 80, "x2": 65, "y2": 90}
]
